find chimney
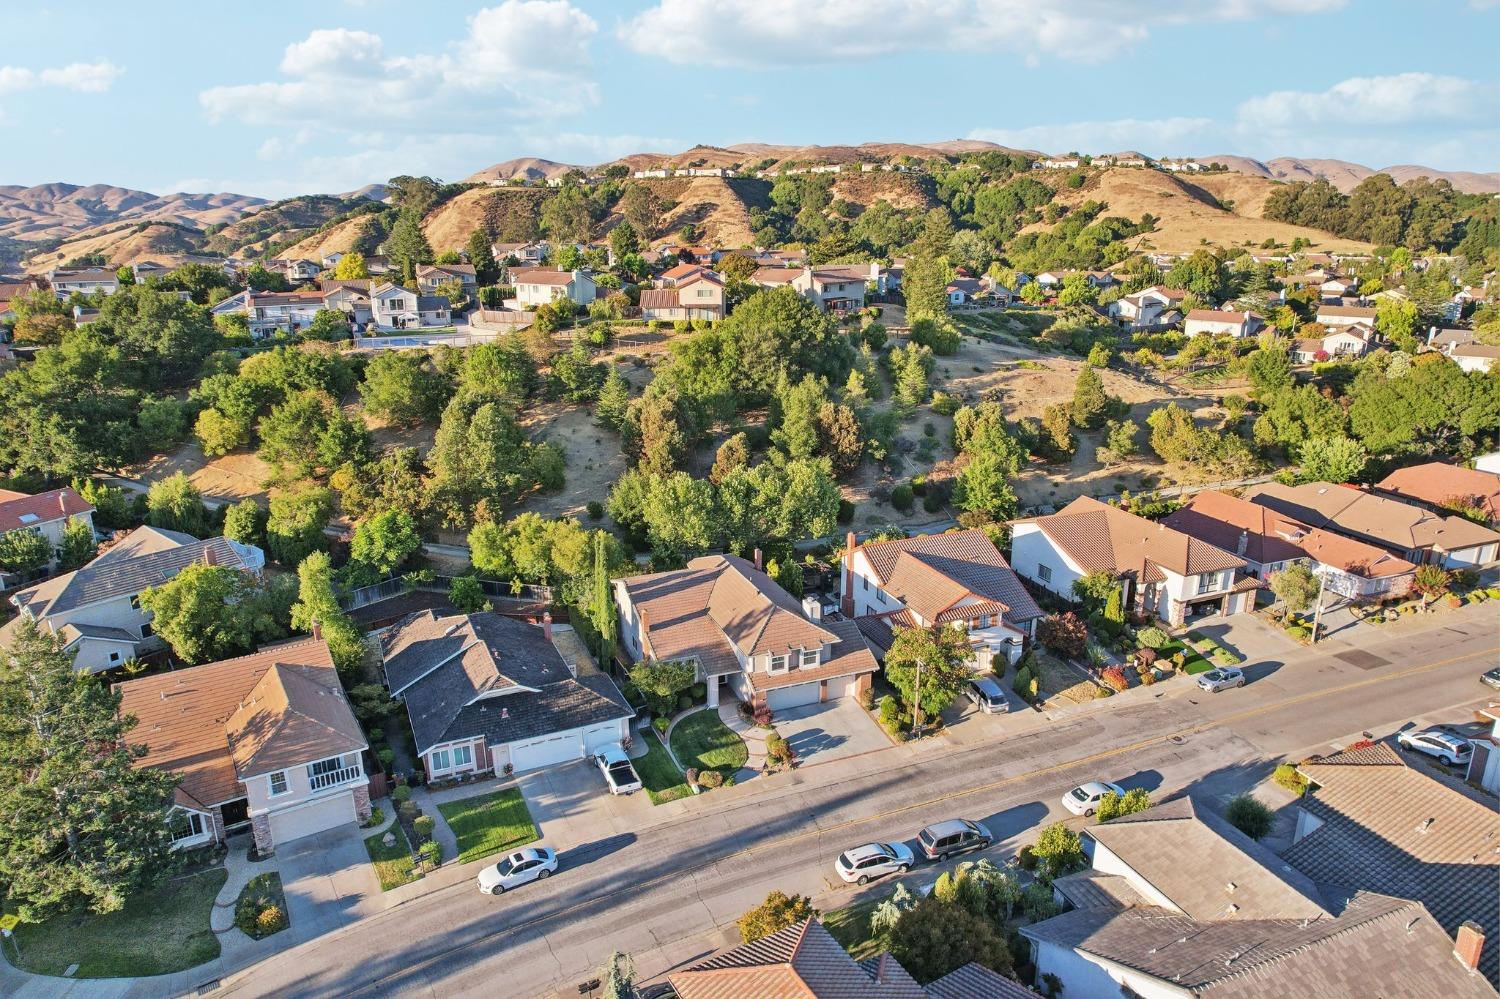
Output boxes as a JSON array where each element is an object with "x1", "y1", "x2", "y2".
[
  {"x1": 1455, "y1": 921, "x2": 1485, "y2": 973},
  {"x1": 59, "y1": 491, "x2": 69, "y2": 517},
  {"x1": 840, "y1": 532, "x2": 857, "y2": 618},
  {"x1": 542, "y1": 611, "x2": 553, "y2": 643},
  {"x1": 312, "y1": 619, "x2": 323, "y2": 641},
  {"x1": 1236, "y1": 530, "x2": 1249, "y2": 557},
  {"x1": 1428, "y1": 325, "x2": 1438, "y2": 345},
  {"x1": 752, "y1": 548, "x2": 763, "y2": 572},
  {"x1": 203, "y1": 544, "x2": 218, "y2": 567}
]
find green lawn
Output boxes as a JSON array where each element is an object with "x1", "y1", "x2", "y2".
[
  {"x1": 437, "y1": 789, "x2": 539, "y2": 864},
  {"x1": 822, "y1": 899, "x2": 884, "y2": 962},
  {"x1": 636, "y1": 731, "x2": 692, "y2": 805},
  {"x1": 669, "y1": 710, "x2": 749, "y2": 779},
  {"x1": 364, "y1": 821, "x2": 420, "y2": 891},
  {"x1": 9, "y1": 867, "x2": 227, "y2": 978}
]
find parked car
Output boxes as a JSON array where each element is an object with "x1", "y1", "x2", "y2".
[
  {"x1": 917, "y1": 819, "x2": 992, "y2": 862},
  {"x1": 477, "y1": 847, "x2": 559, "y2": 895},
  {"x1": 966, "y1": 676, "x2": 1010, "y2": 714},
  {"x1": 834, "y1": 842, "x2": 914, "y2": 885},
  {"x1": 1481, "y1": 666, "x2": 1500, "y2": 690},
  {"x1": 1062, "y1": 780, "x2": 1126, "y2": 817},
  {"x1": 1197, "y1": 667, "x2": 1246, "y2": 693},
  {"x1": 1397, "y1": 728, "x2": 1473, "y2": 767},
  {"x1": 596, "y1": 744, "x2": 642, "y2": 795}
]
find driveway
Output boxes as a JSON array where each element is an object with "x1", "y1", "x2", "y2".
[
  {"x1": 772, "y1": 698, "x2": 890, "y2": 766},
  {"x1": 275, "y1": 823, "x2": 381, "y2": 941},
  {"x1": 1187, "y1": 612, "x2": 1300, "y2": 664},
  {"x1": 517, "y1": 759, "x2": 652, "y2": 852}
]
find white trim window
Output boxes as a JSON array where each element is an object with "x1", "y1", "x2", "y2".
[
  {"x1": 268, "y1": 771, "x2": 289, "y2": 796},
  {"x1": 430, "y1": 744, "x2": 475, "y2": 774},
  {"x1": 1037, "y1": 564, "x2": 1053, "y2": 583},
  {"x1": 169, "y1": 808, "x2": 208, "y2": 845},
  {"x1": 799, "y1": 648, "x2": 819, "y2": 669},
  {"x1": 768, "y1": 653, "x2": 789, "y2": 674}
]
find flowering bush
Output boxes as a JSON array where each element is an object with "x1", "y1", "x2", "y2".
[{"x1": 1101, "y1": 666, "x2": 1129, "y2": 692}]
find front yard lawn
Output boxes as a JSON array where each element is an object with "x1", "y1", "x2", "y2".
[
  {"x1": 636, "y1": 731, "x2": 692, "y2": 805},
  {"x1": 437, "y1": 789, "x2": 539, "y2": 864},
  {"x1": 365, "y1": 821, "x2": 420, "y2": 891},
  {"x1": 822, "y1": 899, "x2": 884, "y2": 962},
  {"x1": 9, "y1": 866, "x2": 227, "y2": 978},
  {"x1": 669, "y1": 710, "x2": 748, "y2": 778}
]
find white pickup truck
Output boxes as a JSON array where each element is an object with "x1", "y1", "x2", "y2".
[{"x1": 595, "y1": 744, "x2": 643, "y2": 795}]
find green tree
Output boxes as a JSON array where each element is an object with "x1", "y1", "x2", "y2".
[
  {"x1": 1070, "y1": 363, "x2": 1112, "y2": 429},
  {"x1": 710, "y1": 432, "x2": 750, "y2": 485},
  {"x1": 600, "y1": 952, "x2": 637, "y2": 999},
  {"x1": 736, "y1": 890, "x2": 815, "y2": 944},
  {"x1": 0, "y1": 619, "x2": 180, "y2": 920},
  {"x1": 58, "y1": 517, "x2": 98, "y2": 570},
  {"x1": 595, "y1": 366, "x2": 632, "y2": 432},
  {"x1": 1246, "y1": 343, "x2": 1293, "y2": 396},
  {"x1": 1375, "y1": 297, "x2": 1420, "y2": 353},
  {"x1": 1297, "y1": 435, "x2": 1368, "y2": 483},
  {"x1": 953, "y1": 450, "x2": 1019, "y2": 522},
  {"x1": 138, "y1": 563, "x2": 291, "y2": 664},
  {"x1": 466, "y1": 230, "x2": 500, "y2": 286},
  {"x1": 289, "y1": 551, "x2": 367, "y2": 674},
  {"x1": 386, "y1": 209, "x2": 434, "y2": 277},
  {"x1": 641, "y1": 472, "x2": 718, "y2": 558},
  {"x1": 883, "y1": 624, "x2": 973, "y2": 721},
  {"x1": 332, "y1": 252, "x2": 370, "y2": 280},
  {"x1": 1225, "y1": 794, "x2": 1274, "y2": 840},
  {"x1": 1095, "y1": 787, "x2": 1151, "y2": 821},
  {"x1": 0, "y1": 528, "x2": 52, "y2": 573},
  {"x1": 266, "y1": 485, "x2": 334, "y2": 566},
  {"x1": 350, "y1": 509, "x2": 422, "y2": 577},
  {"x1": 448, "y1": 575, "x2": 491, "y2": 613},
  {"x1": 145, "y1": 472, "x2": 209, "y2": 537},
  {"x1": 771, "y1": 374, "x2": 826, "y2": 461},
  {"x1": 428, "y1": 397, "x2": 540, "y2": 522},
  {"x1": 586, "y1": 530, "x2": 618, "y2": 666},
  {"x1": 1072, "y1": 570, "x2": 1118, "y2": 610},
  {"x1": 303, "y1": 310, "x2": 349, "y2": 343},
  {"x1": 625, "y1": 390, "x2": 687, "y2": 477},
  {"x1": 888, "y1": 898, "x2": 1013, "y2": 984},
  {"x1": 222, "y1": 499, "x2": 267, "y2": 548},
  {"x1": 136, "y1": 396, "x2": 188, "y2": 452},
  {"x1": 1032, "y1": 822, "x2": 1085, "y2": 881},
  {"x1": 361, "y1": 351, "x2": 450, "y2": 425},
  {"x1": 1269, "y1": 563, "x2": 1319, "y2": 615},
  {"x1": 626, "y1": 659, "x2": 695, "y2": 717}
]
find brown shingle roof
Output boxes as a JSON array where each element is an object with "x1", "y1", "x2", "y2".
[
  {"x1": 1316, "y1": 305, "x2": 1378, "y2": 319},
  {"x1": 510, "y1": 267, "x2": 578, "y2": 286},
  {"x1": 852, "y1": 529, "x2": 1043, "y2": 629},
  {"x1": 116, "y1": 638, "x2": 360, "y2": 809},
  {"x1": 669, "y1": 920, "x2": 930, "y2": 999},
  {"x1": 639, "y1": 288, "x2": 680, "y2": 310},
  {"x1": 1243, "y1": 481, "x2": 1500, "y2": 556},
  {"x1": 1017, "y1": 496, "x2": 1244, "y2": 581},
  {"x1": 1376, "y1": 462, "x2": 1500, "y2": 521}
]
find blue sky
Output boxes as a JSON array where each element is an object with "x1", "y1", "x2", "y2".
[{"x1": 3, "y1": 0, "x2": 1497, "y2": 199}]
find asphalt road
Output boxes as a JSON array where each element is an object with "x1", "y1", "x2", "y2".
[{"x1": 220, "y1": 616, "x2": 1499, "y2": 999}]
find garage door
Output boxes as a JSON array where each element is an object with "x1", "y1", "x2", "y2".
[
  {"x1": 581, "y1": 722, "x2": 621, "y2": 755},
  {"x1": 767, "y1": 682, "x2": 821, "y2": 711},
  {"x1": 269, "y1": 792, "x2": 355, "y2": 846},
  {"x1": 510, "y1": 731, "x2": 582, "y2": 772},
  {"x1": 824, "y1": 675, "x2": 860, "y2": 700}
]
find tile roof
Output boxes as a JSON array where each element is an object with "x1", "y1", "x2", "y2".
[
  {"x1": 1453, "y1": 344, "x2": 1500, "y2": 360},
  {"x1": 1286, "y1": 741, "x2": 1500, "y2": 982},
  {"x1": 751, "y1": 266, "x2": 803, "y2": 286},
  {"x1": 639, "y1": 288, "x2": 680, "y2": 310},
  {"x1": 1016, "y1": 496, "x2": 1245, "y2": 581},
  {"x1": 1376, "y1": 462, "x2": 1500, "y2": 521},
  {"x1": 853, "y1": 529, "x2": 1044, "y2": 629},
  {"x1": 1185, "y1": 309, "x2": 1260, "y2": 324},
  {"x1": 1316, "y1": 305, "x2": 1378, "y2": 319},
  {"x1": 924, "y1": 963, "x2": 1040, "y2": 999},
  {"x1": 748, "y1": 617, "x2": 877, "y2": 692},
  {"x1": 116, "y1": 637, "x2": 359, "y2": 809},
  {"x1": 417, "y1": 263, "x2": 475, "y2": 278},
  {"x1": 0, "y1": 487, "x2": 91, "y2": 534},
  {"x1": 853, "y1": 609, "x2": 919, "y2": 657},
  {"x1": 1243, "y1": 481, "x2": 1500, "y2": 556},
  {"x1": 10, "y1": 527, "x2": 257, "y2": 618},
  {"x1": 511, "y1": 267, "x2": 579, "y2": 286}
]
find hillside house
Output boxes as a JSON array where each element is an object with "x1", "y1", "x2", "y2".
[
  {"x1": 493, "y1": 241, "x2": 549, "y2": 267},
  {"x1": 1314, "y1": 304, "x2": 1378, "y2": 328},
  {"x1": 1292, "y1": 322, "x2": 1377, "y2": 362},
  {"x1": 213, "y1": 289, "x2": 328, "y2": 338},
  {"x1": 370, "y1": 282, "x2": 451, "y2": 329},
  {"x1": 640, "y1": 272, "x2": 725, "y2": 321},
  {"x1": 751, "y1": 266, "x2": 866, "y2": 313},
  {"x1": 416, "y1": 263, "x2": 478, "y2": 300},
  {"x1": 1011, "y1": 497, "x2": 1258, "y2": 625},
  {"x1": 1375, "y1": 462, "x2": 1500, "y2": 525},
  {"x1": 615, "y1": 554, "x2": 877, "y2": 711},
  {"x1": 1184, "y1": 309, "x2": 1263, "y2": 338},
  {"x1": 1107, "y1": 286, "x2": 1187, "y2": 330},
  {"x1": 1451, "y1": 344, "x2": 1500, "y2": 373},
  {"x1": 116, "y1": 636, "x2": 369, "y2": 855},
  {"x1": 508, "y1": 268, "x2": 597, "y2": 309},
  {"x1": 47, "y1": 267, "x2": 120, "y2": 299}
]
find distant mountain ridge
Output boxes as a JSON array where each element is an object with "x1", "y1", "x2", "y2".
[
  {"x1": 1204, "y1": 155, "x2": 1500, "y2": 194},
  {"x1": 0, "y1": 183, "x2": 268, "y2": 242}
]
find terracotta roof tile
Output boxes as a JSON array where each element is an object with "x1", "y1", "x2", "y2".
[
  {"x1": 1016, "y1": 497, "x2": 1244, "y2": 581},
  {"x1": 0, "y1": 487, "x2": 91, "y2": 534},
  {"x1": 1243, "y1": 481, "x2": 1500, "y2": 556},
  {"x1": 1377, "y1": 462, "x2": 1500, "y2": 521}
]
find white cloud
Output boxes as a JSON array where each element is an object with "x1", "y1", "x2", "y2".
[
  {"x1": 1237, "y1": 73, "x2": 1492, "y2": 129},
  {"x1": 0, "y1": 60, "x2": 122, "y2": 95},
  {"x1": 201, "y1": 1, "x2": 598, "y2": 130},
  {"x1": 619, "y1": 0, "x2": 1343, "y2": 67}
]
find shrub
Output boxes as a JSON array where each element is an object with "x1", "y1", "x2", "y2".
[
  {"x1": 678, "y1": 693, "x2": 694, "y2": 711},
  {"x1": 837, "y1": 499, "x2": 856, "y2": 524},
  {"x1": 879, "y1": 695, "x2": 901, "y2": 732},
  {"x1": 1094, "y1": 686, "x2": 1112, "y2": 698},
  {"x1": 930, "y1": 391, "x2": 961, "y2": 416},
  {"x1": 691, "y1": 682, "x2": 707, "y2": 701},
  {"x1": 922, "y1": 492, "x2": 943, "y2": 513},
  {"x1": 1273, "y1": 762, "x2": 1309, "y2": 796},
  {"x1": 1447, "y1": 594, "x2": 1463, "y2": 608},
  {"x1": 653, "y1": 717, "x2": 670, "y2": 734},
  {"x1": 392, "y1": 785, "x2": 412, "y2": 803},
  {"x1": 413, "y1": 815, "x2": 434, "y2": 839},
  {"x1": 1038, "y1": 612, "x2": 1089, "y2": 658},
  {"x1": 255, "y1": 905, "x2": 287, "y2": 936},
  {"x1": 586, "y1": 500, "x2": 604, "y2": 520},
  {"x1": 891, "y1": 484, "x2": 915, "y2": 513},
  {"x1": 363, "y1": 806, "x2": 385, "y2": 828},
  {"x1": 738, "y1": 890, "x2": 815, "y2": 943},
  {"x1": 398, "y1": 800, "x2": 418, "y2": 819},
  {"x1": 1138, "y1": 667, "x2": 1155, "y2": 686},
  {"x1": 1285, "y1": 624, "x2": 1309, "y2": 641},
  {"x1": 1017, "y1": 845, "x2": 1037, "y2": 871},
  {"x1": 377, "y1": 748, "x2": 395, "y2": 769},
  {"x1": 1100, "y1": 666, "x2": 1128, "y2": 692},
  {"x1": 1225, "y1": 794, "x2": 1275, "y2": 840},
  {"x1": 857, "y1": 687, "x2": 875, "y2": 711},
  {"x1": 418, "y1": 840, "x2": 442, "y2": 867},
  {"x1": 1488, "y1": 587, "x2": 1500, "y2": 599},
  {"x1": 1213, "y1": 648, "x2": 1238, "y2": 665},
  {"x1": 698, "y1": 769, "x2": 724, "y2": 789},
  {"x1": 1135, "y1": 648, "x2": 1158, "y2": 668},
  {"x1": 1137, "y1": 626, "x2": 1169, "y2": 649}
]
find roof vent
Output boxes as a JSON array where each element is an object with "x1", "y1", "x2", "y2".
[
  {"x1": 1226, "y1": 904, "x2": 1240, "y2": 915},
  {"x1": 1417, "y1": 817, "x2": 1435, "y2": 834},
  {"x1": 1225, "y1": 882, "x2": 1237, "y2": 893}
]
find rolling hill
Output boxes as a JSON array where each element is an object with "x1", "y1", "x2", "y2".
[
  {"x1": 1206, "y1": 155, "x2": 1500, "y2": 194},
  {"x1": 0, "y1": 183, "x2": 266, "y2": 242}
]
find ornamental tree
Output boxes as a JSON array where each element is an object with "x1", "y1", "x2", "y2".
[{"x1": 883, "y1": 623, "x2": 973, "y2": 720}]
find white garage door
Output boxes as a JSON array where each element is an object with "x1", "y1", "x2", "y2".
[
  {"x1": 510, "y1": 731, "x2": 582, "y2": 772},
  {"x1": 767, "y1": 682, "x2": 821, "y2": 711},
  {"x1": 824, "y1": 675, "x2": 859, "y2": 700},
  {"x1": 269, "y1": 792, "x2": 356, "y2": 845},
  {"x1": 581, "y1": 722, "x2": 621, "y2": 755}
]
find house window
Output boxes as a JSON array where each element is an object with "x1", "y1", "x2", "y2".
[
  {"x1": 309, "y1": 756, "x2": 344, "y2": 778},
  {"x1": 452, "y1": 745, "x2": 473, "y2": 768},
  {"x1": 1195, "y1": 572, "x2": 1217, "y2": 595},
  {"x1": 861, "y1": 576, "x2": 869, "y2": 591},
  {"x1": 800, "y1": 648, "x2": 819, "y2": 668},
  {"x1": 1038, "y1": 564, "x2": 1053, "y2": 583},
  {"x1": 169, "y1": 810, "x2": 205, "y2": 843},
  {"x1": 431, "y1": 748, "x2": 451, "y2": 771},
  {"x1": 768, "y1": 653, "x2": 789, "y2": 674},
  {"x1": 130, "y1": 594, "x2": 142, "y2": 610},
  {"x1": 976, "y1": 615, "x2": 990, "y2": 629},
  {"x1": 140, "y1": 622, "x2": 154, "y2": 639},
  {"x1": 109, "y1": 651, "x2": 121, "y2": 664},
  {"x1": 268, "y1": 771, "x2": 289, "y2": 796}
]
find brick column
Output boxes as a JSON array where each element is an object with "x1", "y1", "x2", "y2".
[
  {"x1": 353, "y1": 783, "x2": 372, "y2": 823},
  {"x1": 250, "y1": 812, "x2": 274, "y2": 856}
]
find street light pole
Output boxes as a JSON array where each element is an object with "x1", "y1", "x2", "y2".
[{"x1": 1310, "y1": 571, "x2": 1328, "y2": 644}]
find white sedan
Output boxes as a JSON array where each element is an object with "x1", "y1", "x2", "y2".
[
  {"x1": 477, "y1": 847, "x2": 558, "y2": 895},
  {"x1": 1197, "y1": 667, "x2": 1246, "y2": 693},
  {"x1": 1062, "y1": 780, "x2": 1126, "y2": 817},
  {"x1": 1397, "y1": 729, "x2": 1473, "y2": 767}
]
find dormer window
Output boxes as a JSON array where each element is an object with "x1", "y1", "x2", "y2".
[
  {"x1": 800, "y1": 648, "x2": 819, "y2": 669},
  {"x1": 768, "y1": 653, "x2": 789, "y2": 674}
]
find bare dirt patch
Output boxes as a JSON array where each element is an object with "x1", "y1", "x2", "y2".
[
  {"x1": 118, "y1": 443, "x2": 273, "y2": 506},
  {"x1": 513, "y1": 401, "x2": 626, "y2": 520}
]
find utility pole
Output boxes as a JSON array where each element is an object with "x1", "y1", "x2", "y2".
[
  {"x1": 912, "y1": 657, "x2": 924, "y2": 738},
  {"x1": 1310, "y1": 571, "x2": 1328, "y2": 644}
]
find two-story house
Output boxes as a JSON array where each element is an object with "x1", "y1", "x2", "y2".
[
  {"x1": 212, "y1": 289, "x2": 330, "y2": 338},
  {"x1": 1, "y1": 525, "x2": 265, "y2": 672},
  {"x1": 379, "y1": 610, "x2": 631, "y2": 779},
  {"x1": 640, "y1": 272, "x2": 726, "y2": 321},
  {"x1": 0, "y1": 486, "x2": 94, "y2": 575},
  {"x1": 1314, "y1": 304, "x2": 1377, "y2": 329},
  {"x1": 117, "y1": 635, "x2": 369, "y2": 855},
  {"x1": 416, "y1": 263, "x2": 478, "y2": 300},
  {"x1": 1022, "y1": 796, "x2": 1494, "y2": 998},
  {"x1": 1107, "y1": 286, "x2": 1187, "y2": 330},
  {"x1": 615, "y1": 554, "x2": 878, "y2": 711},
  {"x1": 1011, "y1": 497, "x2": 1258, "y2": 626},
  {"x1": 492, "y1": 241, "x2": 549, "y2": 268},
  {"x1": 840, "y1": 529, "x2": 1043, "y2": 668},
  {"x1": 1292, "y1": 321, "x2": 1377, "y2": 362},
  {"x1": 508, "y1": 268, "x2": 597, "y2": 310},
  {"x1": 270, "y1": 258, "x2": 322, "y2": 283},
  {"x1": 319, "y1": 280, "x2": 373, "y2": 328},
  {"x1": 751, "y1": 266, "x2": 867, "y2": 313},
  {"x1": 1165, "y1": 490, "x2": 1415, "y2": 603},
  {"x1": 1184, "y1": 309, "x2": 1264, "y2": 338},
  {"x1": 1243, "y1": 481, "x2": 1500, "y2": 569},
  {"x1": 370, "y1": 282, "x2": 451, "y2": 329},
  {"x1": 47, "y1": 267, "x2": 120, "y2": 299}
]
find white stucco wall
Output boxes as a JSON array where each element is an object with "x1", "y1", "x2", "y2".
[
  {"x1": 1033, "y1": 941, "x2": 1186, "y2": 999},
  {"x1": 1010, "y1": 524, "x2": 1084, "y2": 599}
]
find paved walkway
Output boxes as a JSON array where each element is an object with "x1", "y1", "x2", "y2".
[{"x1": 717, "y1": 700, "x2": 768, "y2": 781}]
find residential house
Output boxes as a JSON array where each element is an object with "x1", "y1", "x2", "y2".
[
  {"x1": 840, "y1": 529, "x2": 1043, "y2": 668},
  {"x1": 1184, "y1": 309, "x2": 1263, "y2": 338},
  {"x1": 319, "y1": 281, "x2": 373, "y2": 328},
  {"x1": 1375, "y1": 461, "x2": 1500, "y2": 525},
  {"x1": 751, "y1": 266, "x2": 866, "y2": 313},
  {"x1": 320, "y1": 251, "x2": 345, "y2": 269},
  {"x1": 1243, "y1": 481, "x2": 1500, "y2": 568},
  {"x1": 0, "y1": 486, "x2": 94, "y2": 575},
  {"x1": 1023, "y1": 796, "x2": 1495, "y2": 999},
  {"x1": 1319, "y1": 275, "x2": 1359, "y2": 301},
  {"x1": 1164, "y1": 490, "x2": 1414, "y2": 603},
  {"x1": 668, "y1": 918, "x2": 1037, "y2": 999},
  {"x1": 1292, "y1": 321, "x2": 1377, "y2": 363},
  {"x1": 370, "y1": 282, "x2": 451, "y2": 329},
  {"x1": 131, "y1": 261, "x2": 170, "y2": 283},
  {"x1": 116, "y1": 635, "x2": 370, "y2": 855},
  {"x1": 1452, "y1": 343, "x2": 1500, "y2": 373},
  {"x1": 492, "y1": 241, "x2": 549, "y2": 267},
  {"x1": 1430, "y1": 326, "x2": 1479, "y2": 353},
  {"x1": 1314, "y1": 304, "x2": 1378, "y2": 328},
  {"x1": 1035, "y1": 158, "x2": 1081, "y2": 169},
  {"x1": 72, "y1": 305, "x2": 102, "y2": 326},
  {"x1": 1010, "y1": 496, "x2": 1259, "y2": 625},
  {"x1": 270, "y1": 258, "x2": 322, "y2": 283},
  {"x1": 640, "y1": 272, "x2": 725, "y2": 322},
  {"x1": 1478, "y1": 451, "x2": 1500, "y2": 475},
  {"x1": 0, "y1": 279, "x2": 40, "y2": 321},
  {"x1": 212, "y1": 289, "x2": 329, "y2": 338},
  {"x1": 1468, "y1": 704, "x2": 1500, "y2": 794},
  {"x1": 416, "y1": 263, "x2": 478, "y2": 300},
  {"x1": 364, "y1": 254, "x2": 393, "y2": 276},
  {"x1": 818, "y1": 260, "x2": 892, "y2": 295},
  {"x1": 1, "y1": 525, "x2": 266, "y2": 673},
  {"x1": 508, "y1": 268, "x2": 597, "y2": 309},
  {"x1": 379, "y1": 610, "x2": 631, "y2": 779},
  {"x1": 1288, "y1": 741, "x2": 1499, "y2": 985},
  {"x1": 657, "y1": 262, "x2": 717, "y2": 286},
  {"x1": 47, "y1": 267, "x2": 120, "y2": 299},
  {"x1": 945, "y1": 275, "x2": 985, "y2": 306},
  {"x1": 1107, "y1": 286, "x2": 1188, "y2": 330},
  {"x1": 615, "y1": 553, "x2": 878, "y2": 711}
]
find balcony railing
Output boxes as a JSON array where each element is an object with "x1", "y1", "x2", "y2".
[{"x1": 308, "y1": 765, "x2": 362, "y2": 791}]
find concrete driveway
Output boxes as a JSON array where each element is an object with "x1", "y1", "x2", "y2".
[
  {"x1": 772, "y1": 698, "x2": 889, "y2": 765},
  {"x1": 275, "y1": 823, "x2": 381, "y2": 941},
  {"x1": 517, "y1": 759, "x2": 652, "y2": 852}
]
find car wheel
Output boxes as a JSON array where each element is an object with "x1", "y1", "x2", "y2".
[
  {"x1": 1084, "y1": 808, "x2": 1095, "y2": 817},
  {"x1": 491, "y1": 885, "x2": 505, "y2": 895},
  {"x1": 857, "y1": 874, "x2": 870, "y2": 886},
  {"x1": 538, "y1": 868, "x2": 551, "y2": 880},
  {"x1": 979, "y1": 839, "x2": 991, "y2": 850},
  {"x1": 939, "y1": 852, "x2": 950, "y2": 862},
  {"x1": 898, "y1": 864, "x2": 910, "y2": 874}
]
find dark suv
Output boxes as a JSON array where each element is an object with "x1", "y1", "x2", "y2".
[{"x1": 917, "y1": 818, "x2": 992, "y2": 862}]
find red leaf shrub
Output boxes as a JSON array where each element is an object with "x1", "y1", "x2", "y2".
[
  {"x1": 1313, "y1": 350, "x2": 1330, "y2": 362},
  {"x1": 1101, "y1": 666, "x2": 1129, "y2": 692},
  {"x1": 1038, "y1": 612, "x2": 1088, "y2": 659},
  {"x1": 1135, "y1": 648, "x2": 1158, "y2": 667}
]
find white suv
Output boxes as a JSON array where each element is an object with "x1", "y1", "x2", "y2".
[
  {"x1": 835, "y1": 842, "x2": 914, "y2": 885},
  {"x1": 1397, "y1": 729, "x2": 1473, "y2": 766}
]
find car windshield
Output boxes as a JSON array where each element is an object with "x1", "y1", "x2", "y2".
[
  {"x1": 496, "y1": 858, "x2": 515, "y2": 876},
  {"x1": 838, "y1": 852, "x2": 855, "y2": 868},
  {"x1": 1070, "y1": 787, "x2": 1090, "y2": 802},
  {"x1": 1204, "y1": 671, "x2": 1223, "y2": 681}
]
